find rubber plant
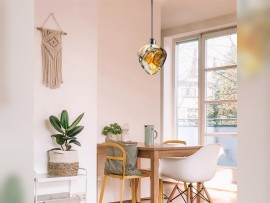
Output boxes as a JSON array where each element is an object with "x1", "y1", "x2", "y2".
[{"x1": 49, "y1": 110, "x2": 84, "y2": 151}]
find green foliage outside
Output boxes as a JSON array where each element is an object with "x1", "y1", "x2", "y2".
[{"x1": 207, "y1": 37, "x2": 237, "y2": 127}]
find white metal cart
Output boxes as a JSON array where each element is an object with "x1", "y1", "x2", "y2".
[{"x1": 34, "y1": 168, "x2": 87, "y2": 203}]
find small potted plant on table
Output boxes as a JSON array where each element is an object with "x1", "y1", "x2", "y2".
[
  {"x1": 102, "y1": 123, "x2": 122, "y2": 141},
  {"x1": 48, "y1": 110, "x2": 84, "y2": 176}
]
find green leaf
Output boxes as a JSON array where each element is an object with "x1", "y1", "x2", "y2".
[
  {"x1": 56, "y1": 136, "x2": 65, "y2": 145},
  {"x1": 69, "y1": 140, "x2": 81, "y2": 147},
  {"x1": 67, "y1": 126, "x2": 84, "y2": 137},
  {"x1": 49, "y1": 116, "x2": 64, "y2": 133},
  {"x1": 51, "y1": 134, "x2": 64, "y2": 138},
  {"x1": 61, "y1": 110, "x2": 69, "y2": 129},
  {"x1": 66, "y1": 145, "x2": 72, "y2": 151},
  {"x1": 102, "y1": 128, "x2": 109, "y2": 135},
  {"x1": 104, "y1": 126, "x2": 109, "y2": 130},
  {"x1": 67, "y1": 113, "x2": 84, "y2": 131},
  {"x1": 62, "y1": 136, "x2": 77, "y2": 140}
]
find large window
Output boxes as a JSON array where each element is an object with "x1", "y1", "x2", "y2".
[{"x1": 175, "y1": 29, "x2": 237, "y2": 168}]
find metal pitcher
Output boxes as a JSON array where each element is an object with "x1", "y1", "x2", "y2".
[{"x1": 144, "y1": 125, "x2": 158, "y2": 146}]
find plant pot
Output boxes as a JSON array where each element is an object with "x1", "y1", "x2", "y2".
[
  {"x1": 48, "y1": 150, "x2": 79, "y2": 176},
  {"x1": 105, "y1": 133, "x2": 120, "y2": 141}
]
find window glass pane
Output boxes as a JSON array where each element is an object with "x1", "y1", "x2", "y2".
[
  {"x1": 206, "y1": 103, "x2": 237, "y2": 133},
  {"x1": 206, "y1": 34, "x2": 237, "y2": 68},
  {"x1": 206, "y1": 68, "x2": 237, "y2": 101},
  {"x1": 206, "y1": 136, "x2": 237, "y2": 167},
  {"x1": 176, "y1": 40, "x2": 198, "y2": 145}
]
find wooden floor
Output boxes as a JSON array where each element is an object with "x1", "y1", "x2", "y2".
[{"x1": 111, "y1": 188, "x2": 237, "y2": 203}]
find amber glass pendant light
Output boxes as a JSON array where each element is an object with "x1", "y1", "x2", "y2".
[{"x1": 138, "y1": 0, "x2": 167, "y2": 75}]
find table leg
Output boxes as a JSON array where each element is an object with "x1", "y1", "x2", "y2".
[
  {"x1": 136, "y1": 157, "x2": 141, "y2": 202},
  {"x1": 150, "y1": 151, "x2": 159, "y2": 203}
]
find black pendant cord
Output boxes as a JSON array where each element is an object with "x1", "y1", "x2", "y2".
[{"x1": 151, "y1": 0, "x2": 153, "y2": 39}]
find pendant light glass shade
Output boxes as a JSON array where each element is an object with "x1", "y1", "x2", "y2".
[
  {"x1": 138, "y1": 0, "x2": 167, "y2": 75},
  {"x1": 138, "y1": 39, "x2": 167, "y2": 75}
]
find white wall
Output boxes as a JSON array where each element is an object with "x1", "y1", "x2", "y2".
[
  {"x1": 97, "y1": 0, "x2": 161, "y2": 201},
  {"x1": 237, "y1": 4, "x2": 270, "y2": 203},
  {"x1": 34, "y1": 0, "x2": 97, "y2": 201},
  {"x1": 238, "y1": 68, "x2": 270, "y2": 203},
  {"x1": 0, "y1": 0, "x2": 34, "y2": 203}
]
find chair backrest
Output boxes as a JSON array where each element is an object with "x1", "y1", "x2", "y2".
[
  {"x1": 102, "y1": 142, "x2": 127, "y2": 176},
  {"x1": 160, "y1": 144, "x2": 221, "y2": 183},
  {"x1": 163, "y1": 140, "x2": 186, "y2": 145}
]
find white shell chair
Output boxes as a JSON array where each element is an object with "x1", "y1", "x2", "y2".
[{"x1": 159, "y1": 144, "x2": 221, "y2": 203}]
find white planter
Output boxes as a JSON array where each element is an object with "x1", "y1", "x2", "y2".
[
  {"x1": 105, "y1": 133, "x2": 120, "y2": 141},
  {"x1": 48, "y1": 150, "x2": 79, "y2": 176}
]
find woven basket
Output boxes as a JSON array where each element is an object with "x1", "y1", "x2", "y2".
[
  {"x1": 48, "y1": 162, "x2": 79, "y2": 176},
  {"x1": 48, "y1": 150, "x2": 79, "y2": 176}
]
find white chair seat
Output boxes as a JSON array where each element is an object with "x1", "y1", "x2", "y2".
[{"x1": 159, "y1": 144, "x2": 222, "y2": 203}]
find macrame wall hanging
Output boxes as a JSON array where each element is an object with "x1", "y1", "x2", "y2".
[{"x1": 37, "y1": 13, "x2": 67, "y2": 89}]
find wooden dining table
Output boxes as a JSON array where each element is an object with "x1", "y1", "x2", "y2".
[{"x1": 97, "y1": 142, "x2": 202, "y2": 203}]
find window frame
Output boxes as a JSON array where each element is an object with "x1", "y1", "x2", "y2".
[
  {"x1": 201, "y1": 28, "x2": 237, "y2": 145},
  {"x1": 172, "y1": 28, "x2": 237, "y2": 161},
  {"x1": 172, "y1": 35, "x2": 201, "y2": 141}
]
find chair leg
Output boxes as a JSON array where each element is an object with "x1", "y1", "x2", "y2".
[
  {"x1": 184, "y1": 182, "x2": 188, "y2": 190},
  {"x1": 120, "y1": 178, "x2": 125, "y2": 203},
  {"x1": 190, "y1": 184, "x2": 194, "y2": 202},
  {"x1": 167, "y1": 183, "x2": 178, "y2": 203},
  {"x1": 203, "y1": 185, "x2": 213, "y2": 203},
  {"x1": 135, "y1": 178, "x2": 141, "y2": 202},
  {"x1": 99, "y1": 175, "x2": 107, "y2": 203},
  {"x1": 159, "y1": 179, "x2": 164, "y2": 203},
  {"x1": 187, "y1": 184, "x2": 191, "y2": 203},
  {"x1": 196, "y1": 183, "x2": 203, "y2": 203},
  {"x1": 131, "y1": 179, "x2": 136, "y2": 203}
]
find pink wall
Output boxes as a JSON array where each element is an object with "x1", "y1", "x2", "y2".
[
  {"x1": 34, "y1": 0, "x2": 97, "y2": 200},
  {"x1": 97, "y1": 0, "x2": 161, "y2": 201},
  {"x1": 97, "y1": 0, "x2": 161, "y2": 142},
  {"x1": 34, "y1": 0, "x2": 162, "y2": 201}
]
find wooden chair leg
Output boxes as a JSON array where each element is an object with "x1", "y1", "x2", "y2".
[
  {"x1": 190, "y1": 184, "x2": 194, "y2": 202},
  {"x1": 187, "y1": 185, "x2": 191, "y2": 203},
  {"x1": 167, "y1": 183, "x2": 178, "y2": 203},
  {"x1": 196, "y1": 183, "x2": 203, "y2": 203},
  {"x1": 203, "y1": 185, "x2": 213, "y2": 203},
  {"x1": 131, "y1": 179, "x2": 136, "y2": 203},
  {"x1": 136, "y1": 178, "x2": 141, "y2": 202},
  {"x1": 120, "y1": 178, "x2": 125, "y2": 203},
  {"x1": 159, "y1": 179, "x2": 164, "y2": 203},
  {"x1": 184, "y1": 182, "x2": 188, "y2": 190},
  {"x1": 99, "y1": 175, "x2": 107, "y2": 203},
  {"x1": 134, "y1": 178, "x2": 139, "y2": 198},
  {"x1": 136, "y1": 158, "x2": 141, "y2": 202}
]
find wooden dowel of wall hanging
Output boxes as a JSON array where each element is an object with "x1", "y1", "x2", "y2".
[{"x1": 36, "y1": 27, "x2": 67, "y2": 35}]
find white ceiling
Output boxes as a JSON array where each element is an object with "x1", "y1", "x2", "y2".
[{"x1": 161, "y1": 0, "x2": 237, "y2": 29}]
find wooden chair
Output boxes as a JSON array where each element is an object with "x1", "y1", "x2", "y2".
[
  {"x1": 159, "y1": 140, "x2": 187, "y2": 203},
  {"x1": 99, "y1": 142, "x2": 150, "y2": 203}
]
